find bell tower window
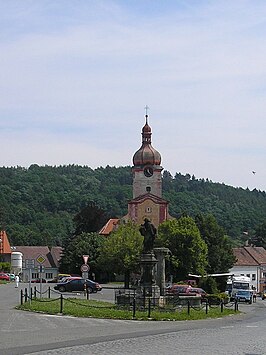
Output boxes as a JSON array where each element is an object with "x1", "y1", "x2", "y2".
[{"x1": 146, "y1": 186, "x2": 151, "y2": 193}]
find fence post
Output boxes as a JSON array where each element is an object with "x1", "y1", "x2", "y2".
[
  {"x1": 34, "y1": 286, "x2": 37, "y2": 298},
  {"x1": 25, "y1": 288, "x2": 28, "y2": 303},
  {"x1": 133, "y1": 296, "x2": 136, "y2": 318},
  {"x1": 20, "y1": 289, "x2": 23, "y2": 305},
  {"x1": 221, "y1": 300, "x2": 224, "y2": 313},
  {"x1": 30, "y1": 287, "x2": 33, "y2": 300},
  {"x1": 234, "y1": 299, "x2": 238, "y2": 312},
  {"x1": 148, "y1": 297, "x2": 151, "y2": 318},
  {"x1": 86, "y1": 287, "x2": 89, "y2": 300},
  {"x1": 187, "y1": 300, "x2": 190, "y2": 315},
  {"x1": 205, "y1": 301, "x2": 208, "y2": 314},
  {"x1": 60, "y1": 294, "x2": 63, "y2": 313},
  {"x1": 48, "y1": 286, "x2": 51, "y2": 299}
]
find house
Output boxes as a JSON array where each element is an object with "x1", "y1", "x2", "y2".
[
  {"x1": 0, "y1": 230, "x2": 12, "y2": 263},
  {"x1": 13, "y1": 246, "x2": 63, "y2": 282},
  {"x1": 230, "y1": 246, "x2": 266, "y2": 293}
]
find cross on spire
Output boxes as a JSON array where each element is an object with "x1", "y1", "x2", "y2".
[{"x1": 144, "y1": 105, "x2": 149, "y2": 124}]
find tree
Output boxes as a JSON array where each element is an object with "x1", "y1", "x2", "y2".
[
  {"x1": 252, "y1": 221, "x2": 266, "y2": 249},
  {"x1": 157, "y1": 216, "x2": 208, "y2": 281},
  {"x1": 99, "y1": 221, "x2": 143, "y2": 288},
  {"x1": 73, "y1": 201, "x2": 109, "y2": 235},
  {"x1": 195, "y1": 214, "x2": 235, "y2": 273},
  {"x1": 59, "y1": 232, "x2": 105, "y2": 277},
  {"x1": 195, "y1": 214, "x2": 236, "y2": 291}
]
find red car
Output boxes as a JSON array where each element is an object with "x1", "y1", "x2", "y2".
[
  {"x1": 0, "y1": 273, "x2": 10, "y2": 281},
  {"x1": 31, "y1": 278, "x2": 46, "y2": 283}
]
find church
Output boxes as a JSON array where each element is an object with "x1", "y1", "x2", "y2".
[{"x1": 100, "y1": 111, "x2": 172, "y2": 235}]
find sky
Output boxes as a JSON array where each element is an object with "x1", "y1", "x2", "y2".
[{"x1": 1, "y1": 0, "x2": 266, "y2": 191}]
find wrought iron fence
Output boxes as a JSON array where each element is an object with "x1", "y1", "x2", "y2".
[{"x1": 20, "y1": 286, "x2": 239, "y2": 318}]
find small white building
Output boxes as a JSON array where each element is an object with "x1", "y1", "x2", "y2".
[
  {"x1": 13, "y1": 246, "x2": 62, "y2": 282},
  {"x1": 229, "y1": 246, "x2": 266, "y2": 293}
]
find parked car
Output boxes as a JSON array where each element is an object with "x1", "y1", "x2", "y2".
[
  {"x1": 166, "y1": 284, "x2": 193, "y2": 295},
  {"x1": 7, "y1": 273, "x2": 15, "y2": 281},
  {"x1": 189, "y1": 287, "x2": 207, "y2": 298},
  {"x1": 54, "y1": 278, "x2": 102, "y2": 293},
  {"x1": 31, "y1": 278, "x2": 47, "y2": 283},
  {"x1": 235, "y1": 289, "x2": 252, "y2": 304},
  {"x1": 60, "y1": 276, "x2": 82, "y2": 282},
  {"x1": 0, "y1": 273, "x2": 10, "y2": 281},
  {"x1": 261, "y1": 290, "x2": 266, "y2": 300},
  {"x1": 47, "y1": 277, "x2": 59, "y2": 283}
]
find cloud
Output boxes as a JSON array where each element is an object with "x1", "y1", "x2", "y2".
[{"x1": 0, "y1": 1, "x2": 266, "y2": 190}]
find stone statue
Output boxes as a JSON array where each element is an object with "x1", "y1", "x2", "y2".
[{"x1": 139, "y1": 218, "x2": 157, "y2": 253}]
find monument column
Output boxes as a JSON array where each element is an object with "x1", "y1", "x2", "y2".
[{"x1": 154, "y1": 247, "x2": 170, "y2": 296}]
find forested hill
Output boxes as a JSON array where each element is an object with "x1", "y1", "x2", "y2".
[{"x1": 0, "y1": 164, "x2": 265, "y2": 246}]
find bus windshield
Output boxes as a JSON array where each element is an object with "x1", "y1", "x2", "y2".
[{"x1": 233, "y1": 282, "x2": 249, "y2": 289}]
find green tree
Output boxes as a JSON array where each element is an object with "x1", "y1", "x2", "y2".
[
  {"x1": 199, "y1": 276, "x2": 219, "y2": 294},
  {"x1": 59, "y1": 232, "x2": 105, "y2": 277},
  {"x1": 99, "y1": 221, "x2": 143, "y2": 288},
  {"x1": 73, "y1": 201, "x2": 109, "y2": 235},
  {"x1": 252, "y1": 221, "x2": 266, "y2": 249},
  {"x1": 195, "y1": 214, "x2": 235, "y2": 273},
  {"x1": 157, "y1": 216, "x2": 208, "y2": 281},
  {"x1": 195, "y1": 214, "x2": 235, "y2": 292}
]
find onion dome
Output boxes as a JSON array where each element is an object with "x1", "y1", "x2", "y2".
[{"x1": 133, "y1": 115, "x2": 161, "y2": 166}]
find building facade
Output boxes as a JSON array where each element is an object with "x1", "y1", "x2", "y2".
[{"x1": 229, "y1": 246, "x2": 266, "y2": 293}]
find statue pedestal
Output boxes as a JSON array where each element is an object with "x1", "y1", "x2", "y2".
[
  {"x1": 138, "y1": 252, "x2": 160, "y2": 300},
  {"x1": 139, "y1": 252, "x2": 157, "y2": 287}
]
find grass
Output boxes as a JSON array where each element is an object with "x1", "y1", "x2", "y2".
[
  {"x1": 0, "y1": 280, "x2": 8, "y2": 284},
  {"x1": 17, "y1": 298, "x2": 238, "y2": 321}
]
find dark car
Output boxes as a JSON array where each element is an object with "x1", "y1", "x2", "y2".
[
  {"x1": 235, "y1": 290, "x2": 252, "y2": 304},
  {"x1": 54, "y1": 278, "x2": 102, "y2": 293}
]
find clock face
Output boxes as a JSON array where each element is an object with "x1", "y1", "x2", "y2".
[{"x1": 144, "y1": 166, "x2": 154, "y2": 177}]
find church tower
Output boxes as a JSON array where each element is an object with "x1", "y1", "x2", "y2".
[
  {"x1": 125, "y1": 111, "x2": 171, "y2": 228},
  {"x1": 132, "y1": 113, "x2": 163, "y2": 198}
]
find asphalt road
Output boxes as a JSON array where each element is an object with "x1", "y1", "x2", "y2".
[{"x1": 1, "y1": 282, "x2": 266, "y2": 355}]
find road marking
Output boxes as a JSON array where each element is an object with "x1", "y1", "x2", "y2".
[
  {"x1": 246, "y1": 325, "x2": 258, "y2": 328},
  {"x1": 221, "y1": 326, "x2": 234, "y2": 328}
]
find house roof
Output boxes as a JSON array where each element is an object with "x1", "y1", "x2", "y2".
[
  {"x1": 233, "y1": 246, "x2": 266, "y2": 266},
  {"x1": 0, "y1": 230, "x2": 12, "y2": 254},
  {"x1": 14, "y1": 246, "x2": 63, "y2": 268},
  {"x1": 50, "y1": 247, "x2": 63, "y2": 268},
  {"x1": 99, "y1": 218, "x2": 120, "y2": 236}
]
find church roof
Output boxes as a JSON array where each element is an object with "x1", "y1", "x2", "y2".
[
  {"x1": 133, "y1": 115, "x2": 161, "y2": 167},
  {"x1": 128, "y1": 192, "x2": 169, "y2": 205}
]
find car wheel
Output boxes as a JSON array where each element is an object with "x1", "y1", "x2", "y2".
[
  {"x1": 87, "y1": 286, "x2": 93, "y2": 294},
  {"x1": 59, "y1": 286, "x2": 66, "y2": 292}
]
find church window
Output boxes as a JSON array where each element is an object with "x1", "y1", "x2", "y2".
[
  {"x1": 146, "y1": 207, "x2": 152, "y2": 213},
  {"x1": 146, "y1": 186, "x2": 151, "y2": 192}
]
